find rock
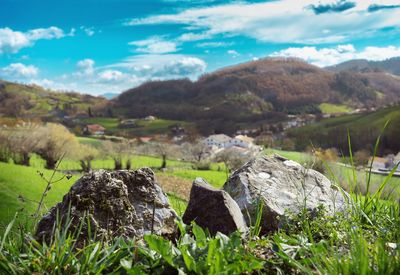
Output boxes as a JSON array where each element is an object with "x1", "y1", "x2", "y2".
[
  {"x1": 182, "y1": 178, "x2": 247, "y2": 236},
  {"x1": 223, "y1": 155, "x2": 348, "y2": 233},
  {"x1": 35, "y1": 168, "x2": 177, "y2": 244}
]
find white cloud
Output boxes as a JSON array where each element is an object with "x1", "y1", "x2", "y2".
[
  {"x1": 1, "y1": 63, "x2": 39, "y2": 78},
  {"x1": 270, "y1": 44, "x2": 400, "y2": 67},
  {"x1": 129, "y1": 36, "x2": 178, "y2": 54},
  {"x1": 80, "y1": 26, "x2": 96, "y2": 36},
  {"x1": 76, "y1": 59, "x2": 95, "y2": 76},
  {"x1": 0, "y1": 26, "x2": 70, "y2": 54},
  {"x1": 107, "y1": 54, "x2": 207, "y2": 79},
  {"x1": 177, "y1": 32, "x2": 212, "y2": 42},
  {"x1": 34, "y1": 54, "x2": 206, "y2": 95},
  {"x1": 196, "y1": 41, "x2": 233, "y2": 48},
  {"x1": 157, "y1": 56, "x2": 206, "y2": 76},
  {"x1": 227, "y1": 49, "x2": 240, "y2": 57},
  {"x1": 126, "y1": 0, "x2": 400, "y2": 44}
]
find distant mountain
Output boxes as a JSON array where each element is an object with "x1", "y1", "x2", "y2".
[
  {"x1": 112, "y1": 57, "x2": 400, "y2": 134},
  {"x1": 100, "y1": 92, "x2": 119, "y2": 99},
  {"x1": 0, "y1": 79, "x2": 107, "y2": 120},
  {"x1": 327, "y1": 57, "x2": 400, "y2": 75}
]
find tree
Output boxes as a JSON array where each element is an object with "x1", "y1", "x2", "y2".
[
  {"x1": 136, "y1": 142, "x2": 180, "y2": 169},
  {"x1": 180, "y1": 141, "x2": 209, "y2": 163},
  {"x1": 103, "y1": 139, "x2": 135, "y2": 170},
  {"x1": 354, "y1": 149, "x2": 370, "y2": 167},
  {"x1": 35, "y1": 123, "x2": 80, "y2": 169},
  {"x1": 214, "y1": 147, "x2": 252, "y2": 178},
  {"x1": 78, "y1": 144, "x2": 99, "y2": 172},
  {"x1": 0, "y1": 122, "x2": 42, "y2": 166},
  {"x1": 0, "y1": 126, "x2": 12, "y2": 163},
  {"x1": 8, "y1": 122, "x2": 41, "y2": 166}
]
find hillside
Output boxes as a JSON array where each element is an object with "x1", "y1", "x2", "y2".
[
  {"x1": 113, "y1": 58, "x2": 400, "y2": 134},
  {"x1": 288, "y1": 105, "x2": 400, "y2": 154},
  {"x1": 0, "y1": 79, "x2": 108, "y2": 121},
  {"x1": 328, "y1": 57, "x2": 400, "y2": 75}
]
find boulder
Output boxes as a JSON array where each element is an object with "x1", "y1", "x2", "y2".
[
  {"x1": 223, "y1": 155, "x2": 348, "y2": 233},
  {"x1": 182, "y1": 178, "x2": 247, "y2": 236},
  {"x1": 35, "y1": 168, "x2": 177, "y2": 244}
]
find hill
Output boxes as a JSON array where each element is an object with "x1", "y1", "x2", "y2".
[
  {"x1": 327, "y1": 57, "x2": 400, "y2": 75},
  {"x1": 112, "y1": 58, "x2": 400, "y2": 134},
  {"x1": 288, "y1": 105, "x2": 400, "y2": 154},
  {"x1": 0, "y1": 79, "x2": 108, "y2": 121}
]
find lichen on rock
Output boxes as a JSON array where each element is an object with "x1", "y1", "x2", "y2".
[{"x1": 35, "y1": 168, "x2": 177, "y2": 244}]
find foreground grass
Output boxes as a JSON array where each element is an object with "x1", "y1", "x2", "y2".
[
  {"x1": 1, "y1": 153, "x2": 400, "y2": 273},
  {"x1": 0, "y1": 185, "x2": 399, "y2": 274}
]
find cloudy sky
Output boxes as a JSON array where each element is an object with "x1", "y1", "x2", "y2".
[{"x1": 1, "y1": 0, "x2": 400, "y2": 95}]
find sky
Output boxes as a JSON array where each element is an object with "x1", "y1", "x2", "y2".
[{"x1": 1, "y1": 0, "x2": 400, "y2": 95}]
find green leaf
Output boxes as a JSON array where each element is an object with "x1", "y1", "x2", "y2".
[
  {"x1": 144, "y1": 235, "x2": 177, "y2": 268},
  {"x1": 120, "y1": 258, "x2": 133, "y2": 270},
  {"x1": 179, "y1": 245, "x2": 197, "y2": 273},
  {"x1": 192, "y1": 223, "x2": 207, "y2": 248},
  {"x1": 1, "y1": 213, "x2": 17, "y2": 251}
]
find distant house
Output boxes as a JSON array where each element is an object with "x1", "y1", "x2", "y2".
[
  {"x1": 204, "y1": 134, "x2": 232, "y2": 148},
  {"x1": 386, "y1": 154, "x2": 400, "y2": 172},
  {"x1": 83, "y1": 124, "x2": 105, "y2": 136},
  {"x1": 396, "y1": 152, "x2": 400, "y2": 164},
  {"x1": 204, "y1": 134, "x2": 255, "y2": 149},
  {"x1": 144, "y1": 115, "x2": 156, "y2": 121},
  {"x1": 119, "y1": 119, "x2": 136, "y2": 128},
  {"x1": 138, "y1": 136, "x2": 153, "y2": 143},
  {"x1": 233, "y1": 135, "x2": 254, "y2": 148},
  {"x1": 369, "y1": 157, "x2": 389, "y2": 171}
]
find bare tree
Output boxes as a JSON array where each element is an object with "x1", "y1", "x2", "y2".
[
  {"x1": 35, "y1": 123, "x2": 80, "y2": 169},
  {"x1": 0, "y1": 126, "x2": 12, "y2": 163},
  {"x1": 103, "y1": 139, "x2": 135, "y2": 170},
  {"x1": 78, "y1": 144, "x2": 99, "y2": 172},
  {"x1": 136, "y1": 142, "x2": 180, "y2": 169},
  {"x1": 8, "y1": 122, "x2": 41, "y2": 166},
  {"x1": 180, "y1": 140, "x2": 209, "y2": 163},
  {"x1": 214, "y1": 147, "x2": 252, "y2": 178}
]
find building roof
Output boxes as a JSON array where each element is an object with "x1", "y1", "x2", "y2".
[
  {"x1": 207, "y1": 134, "x2": 232, "y2": 142},
  {"x1": 234, "y1": 135, "x2": 254, "y2": 143},
  {"x1": 369, "y1": 157, "x2": 387, "y2": 164},
  {"x1": 139, "y1": 136, "x2": 153, "y2": 143},
  {"x1": 86, "y1": 124, "x2": 105, "y2": 132}
]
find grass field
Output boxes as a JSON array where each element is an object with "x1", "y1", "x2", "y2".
[
  {"x1": 1, "y1": 150, "x2": 399, "y2": 273},
  {"x1": 0, "y1": 162, "x2": 80, "y2": 231},
  {"x1": 319, "y1": 103, "x2": 352, "y2": 114},
  {"x1": 289, "y1": 105, "x2": 400, "y2": 152},
  {"x1": 0, "y1": 153, "x2": 227, "y2": 232},
  {"x1": 81, "y1": 117, "x2": 192, "y2": 136},
  {"x1": 0, "y1": 161, "x2": 191, "y2": 233}
]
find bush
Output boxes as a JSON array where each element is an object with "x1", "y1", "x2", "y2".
[{"x1": 192, "y1": 161, "x2": 211, "y2": 170}]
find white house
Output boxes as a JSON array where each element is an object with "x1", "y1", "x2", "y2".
[
  {"x1": 204, "y1": 134, "x2": 256, "y2": 149},
  {"x1": 204, "y1": 134, "x2": 232, "y2": 148},
  {"x1": 233, "y1": 135, "x2": 254, "y2": 148},
  {"x1": 369, "y1": 157, "x2": 388, "y2": 170}
]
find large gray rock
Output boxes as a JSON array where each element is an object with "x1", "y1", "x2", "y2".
[
  {"x1": 183, "y1": 178, "x2": 247, "y2": 236},
  {"x1": 35, "y1": 168, "x2": 177, "y2": 244},
  {"x1": 223, "y1": 155, "x2": 348, "y2": 233}
]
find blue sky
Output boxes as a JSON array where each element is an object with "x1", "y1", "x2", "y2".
[{"x1": 1, "y1": 0, "x2": 400, "y2": 95}]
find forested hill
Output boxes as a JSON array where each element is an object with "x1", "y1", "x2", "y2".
[
  {"x1": 327, "y1": 57, "x2": 400, "y2": 75},
  {"x1": 0, "y1": 80, "x2": 108, "y2": 120},
  {"x1": 112, "y1": 58, "x2": 400, "y2": 126},
  {"x1": 288, "y1": 105, "x2": 400, "y2": 154}
]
